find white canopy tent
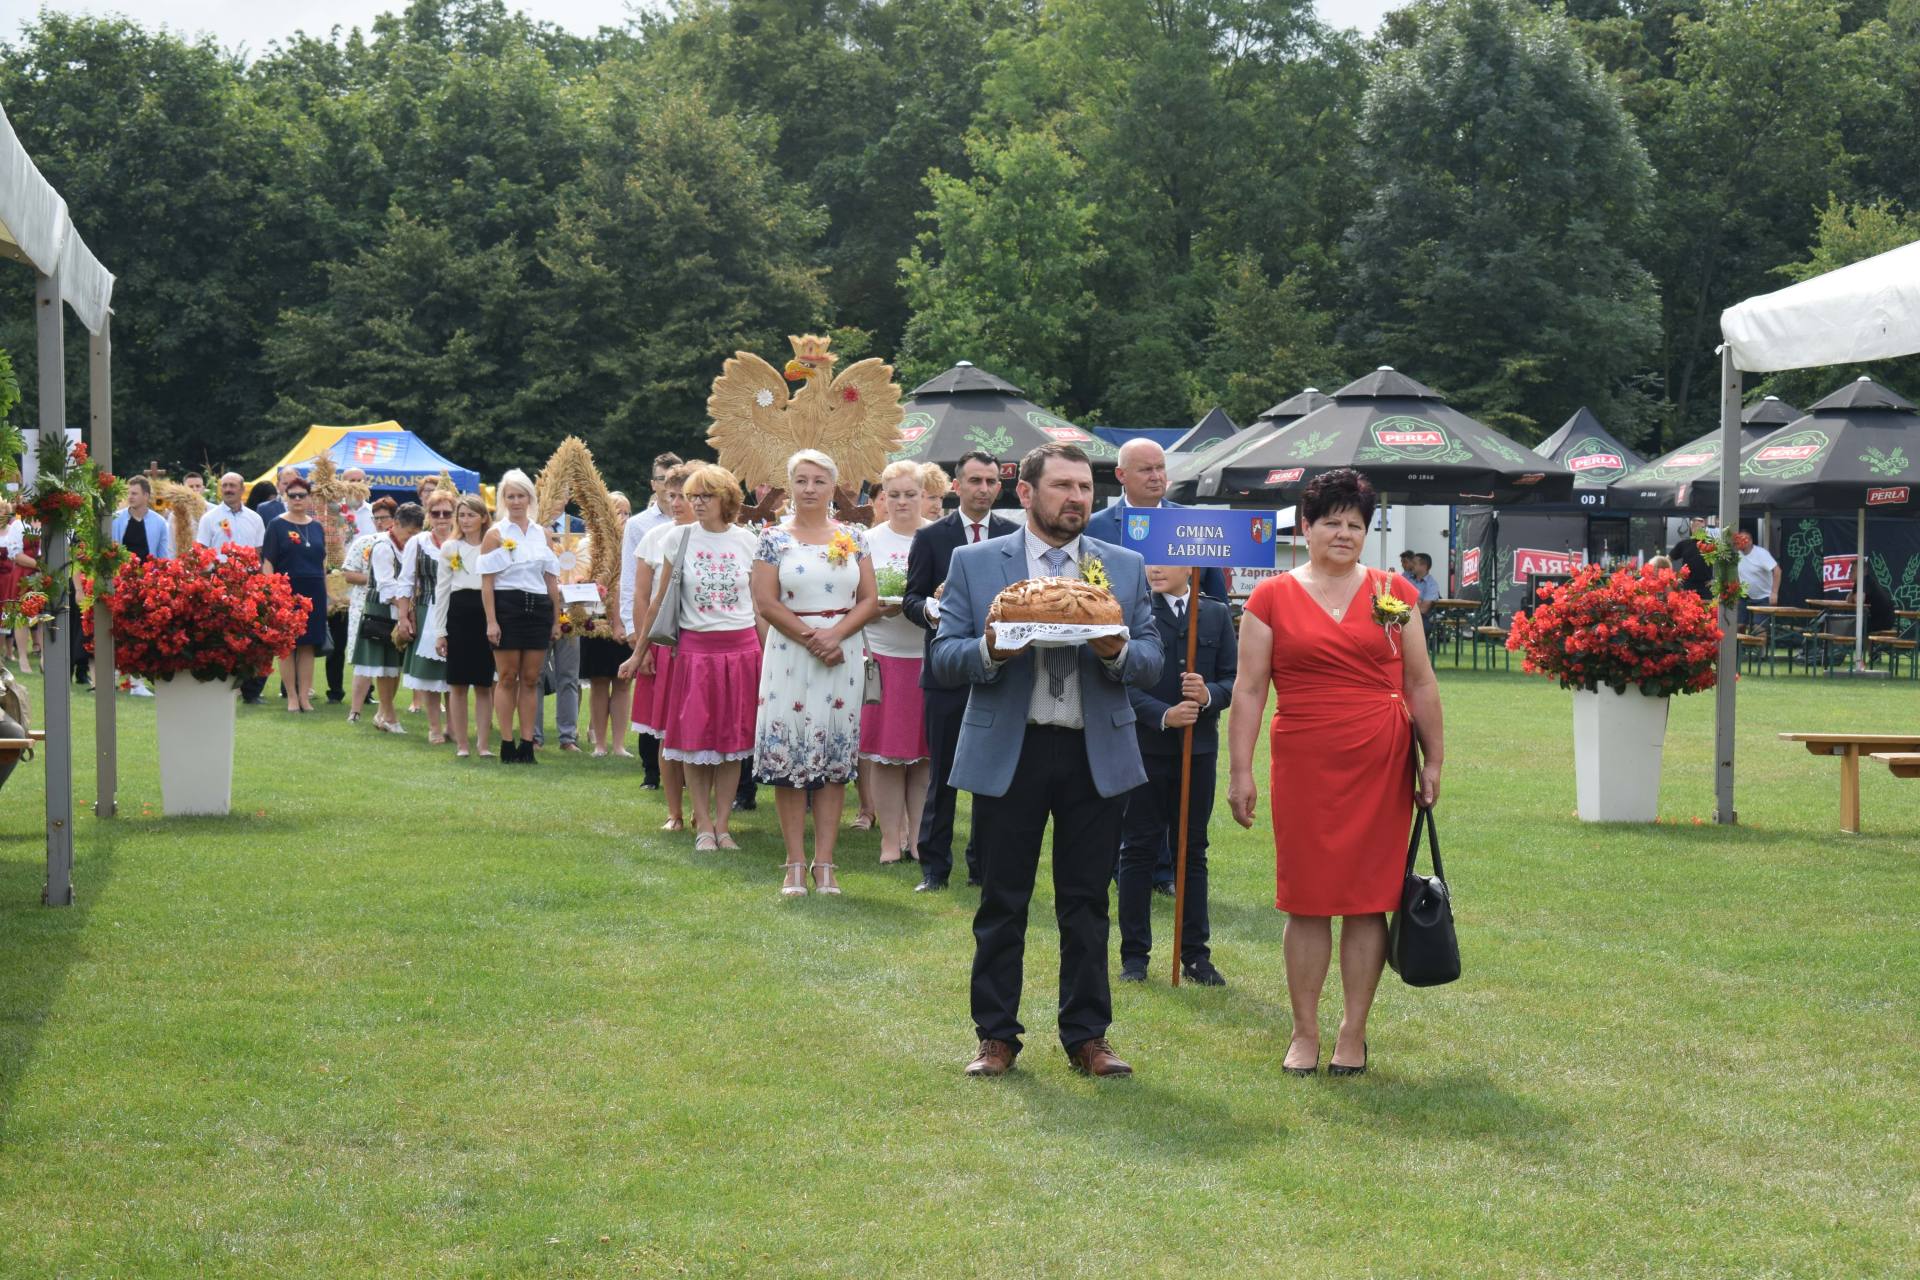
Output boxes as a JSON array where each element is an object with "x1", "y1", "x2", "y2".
[
  {"x1": 1710, "y1": 237, "x2": 1920, "y2": 822},
  {"x1": 0, "y1": 99, "x2": 117, "y2": 904}
]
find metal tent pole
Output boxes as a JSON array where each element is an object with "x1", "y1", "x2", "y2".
[
  {"x1": 36, "y1": 271, "x2": 73, "y2": 904},
  {"x1": 91, "y1": 315, "x2": 115, "y2": 817},
  {"x1": 1713, "y1": 347, "x2": 1740, "y2": 826},
  {"x1": 1854, "y1": 507, "x2": 1867, "y2": 671}
]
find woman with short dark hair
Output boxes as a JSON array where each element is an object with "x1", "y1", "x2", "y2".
[
  {"x1": 261, "y1": 477, "x2": 330, "y2": 712},
  {"x1": 1228, "y1": 468, "x2": 1445, "y2": 1078}
]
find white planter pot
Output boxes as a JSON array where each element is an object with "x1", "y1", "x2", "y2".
[
  {"x1": 153, "y1": 675, "x2": 238, "y2": 816},
  {"x1": 1571, "y1": 686, "x2": 1670, "y2": 822}
]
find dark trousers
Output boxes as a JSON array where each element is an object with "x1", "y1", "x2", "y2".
[
  {"x1": 735, "y1": 753, "x2": 758, "y2": 806},
  {"x1": 1118, "y1": 751, "x2": 1214, "y2": 967},
  {"x1": 971, "y1": 725, "x2": 1121, "y2": 1053},
  {"x1": 66, "y1": 589, "x2": 90, "y2": 684},
  {"x1": 637, "y1": 733, "x2": 661, "y2": 786},
  {"x1": 918, "y1": 686, "x2": 979, "y2": 885},
  {"x1": 324, "y1": 611, "x2": 349, "y2": 700}
]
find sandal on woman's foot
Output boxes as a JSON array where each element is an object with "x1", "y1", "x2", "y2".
[
  {"x1": 879, "y1": 851, "x2": 903, "y2": 865},
  {"x1": 715, "y1": 833, "x2": 740, "y2": 851},
  {"x1": 347, "y1": 712, "x2": 360, "y2": 723},
  {"x1": 661, "y1": 818, "x2": 685, "y2": 832},
  {"x1": 781, "y1": 862, "x2": 809, "y2": 897},
  {"x1": 809, "y1": 862, "x2": 841, "y2": 896},
  {"x1": 693, "y1": 832, "x2": 719, "y2": 853},
  {"x1": 456, "y1": 748, "x2": 471, "y2": 759},
  {"x1": 851, "y1": 812, "x2": 875, "y2": 831}
]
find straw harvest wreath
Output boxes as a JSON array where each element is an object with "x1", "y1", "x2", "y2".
[
  {"x1": 149, "y1": 478, "x2": 208, "y2": 562},
  {"x1": 706, "y1": 333, "x2": 906, "y2": 491},
  {"x1": 307, "y1": 455, "x2": 374, "y2": 612},
  {"x1": 535, "y1": 437, "x2": 622, "y2": 602}
]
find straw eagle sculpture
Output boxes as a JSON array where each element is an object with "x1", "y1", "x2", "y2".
[{"x1": 705, "y1": 334, "x2": 906, "y2": 491}]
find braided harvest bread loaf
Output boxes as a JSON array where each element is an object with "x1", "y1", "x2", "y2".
[{"x1": 989, "y1": 577, "x2": 1123, "y2": 626}]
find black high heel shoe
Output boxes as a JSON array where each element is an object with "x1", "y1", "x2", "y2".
[
  {"x1": 1282, "y1": 1040, "x2": 1319, "y2": 1077},
  {"x1": 1328, "y1": 1040, "x2": 1368, "y2": 1077}
]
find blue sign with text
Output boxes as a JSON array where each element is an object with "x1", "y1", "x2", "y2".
[{"x1": 1119, "y1": 506, "x2": 1278, "y2": 566}]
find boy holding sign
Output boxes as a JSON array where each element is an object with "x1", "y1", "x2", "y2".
[{"x1": 1117, "y1": 564, "x2": 1237, "y2": 985}]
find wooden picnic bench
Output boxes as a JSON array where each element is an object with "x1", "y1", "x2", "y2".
[
  {"x1": 1778, "y1": 733, "x2": 1920, "y2": 833},
  {"x1": 1869, "y1": 752, "x2": 1920, "y2": 780}
]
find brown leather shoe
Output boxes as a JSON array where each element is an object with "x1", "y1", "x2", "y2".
[
  {"x1": 965, "y1": 1038, "x2": 1018, "y2": 1077},
  {"x1": 1067, "y1": 1038, "x2": 1133, "y2": 1078}
]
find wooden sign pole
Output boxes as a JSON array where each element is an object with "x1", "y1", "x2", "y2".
[{"x1": 1169, "y1": 569, "x2": 1203, "y2": 986}]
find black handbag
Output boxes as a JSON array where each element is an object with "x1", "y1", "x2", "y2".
[
  {"x1": 359, "y1": 611, "x2": 397, "y2": 647},
  {"x1": 1388, "y1": 805, "x2": 1460, "y2": 987}
]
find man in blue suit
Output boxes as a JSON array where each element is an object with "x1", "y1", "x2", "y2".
[
  {"x1": 932, "y1": 443, "x2": 1163, "y2": 1080},
  {"x1": 1117, "y1": 563, "x2": 1235, "y2": 986},
  {"x1": 1084, "y1": 439, "x2": 1229, "y2": 605}
]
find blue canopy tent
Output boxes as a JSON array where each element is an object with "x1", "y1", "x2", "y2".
[{"x1": 294, "y1": 429, "x2": 479, "y2": 494}]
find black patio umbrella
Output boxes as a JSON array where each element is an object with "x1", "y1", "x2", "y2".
[
  {"x1": 1742, "y1": 394, "x2": 1803, "y2": 428},
  {"x1": 1165, "y1": 387, "x2": 1331, "y2": 501},
  {"x1": 1167, "y1": 406, "x2": 1238, "y2": 455},
  {"x1": 1610, "y1": 402, "x2": 1792, "y2": 511},
  {"x1": 1690, "y1": 376, "x2": 1919, "y2": 668},
  {"x1": 1533, "y1": 406, "x2": 1647, "y2": 492},
  {"x1": 887, "y1": 361, "x2": 1116, "y2": 480},
  {"x1": 1191, "y1": 367, "x2": 1575, "y2": 506}
]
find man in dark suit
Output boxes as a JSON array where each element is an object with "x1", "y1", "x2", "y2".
[
  {"x1": 1117, "y1": 563, "x2": 1236, "y2": 986},
  {"x1": 903, "y1": 449, "x2": 1018, "y2": 892},
  {"x1": 255, "y1": 466, "x2": 302, "y2": 525},
  {"x1": 1083, "y1": 439, "x2": 1229, "y2": 605}
]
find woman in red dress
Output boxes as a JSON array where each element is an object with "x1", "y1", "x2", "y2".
[{"x1": 1229, "y1": 469, "x2": 1444, "y2": 1078}]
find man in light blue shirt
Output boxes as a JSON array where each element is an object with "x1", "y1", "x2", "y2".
[
  {"x1": 1407, "y1": 551, "x2": 1442, "y2": 616},
  {"x1": 110, "y1": 475, "x2": 173, "y2": 561}
]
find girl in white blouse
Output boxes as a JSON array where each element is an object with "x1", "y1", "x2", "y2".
[
  {"x1": 479, "y1": 470, "x2": 563, "y2": 764},
  {"x1": 430, "y1": 493, "x2": 496, "y2": 759}
]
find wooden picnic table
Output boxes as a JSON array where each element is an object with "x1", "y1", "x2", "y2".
[
  {"x1": 1898, "y1": 609, "x2": 1920, "y2": 622},
  {"x1": 1869, "y1": 752, "x2": 1920, "y2": 780},
  {"x1": 1748, "y1": 605, "x2": 1820, "y2": 619},
  {"x1": 1779, "y1": 732, "x2": 1920, "y2": 833},
  {"x1": 0, "y1": 728, "x2": 45, "y2": 768}
]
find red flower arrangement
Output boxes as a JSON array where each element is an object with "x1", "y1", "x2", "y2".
[
  {"x1": 2, "y1": 430, "x2": 127, "y2": 628},
  {"x1": 85, "y1": 544, "x2": 310, "y2": 683},
  {"x1": 1506, "y1": 563, "x2": 1723, "y2": 698}
]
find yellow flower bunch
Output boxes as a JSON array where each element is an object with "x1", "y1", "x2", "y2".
[
  {"x1": 502, "y1": 538, "x2": 518, "y2": 553},
  {"x1": 1372, "y1": 590, "x2": 1412, "y2": 628},
  {"x1": 1081, "y1": 556, "x2": 1111, "y2": 592},
  {"x1": 826, "y1": 529, "x2": 859, "y2": 567},
  {"x1": 446, "y1": 550, "x2": 465, "y2": 573}
]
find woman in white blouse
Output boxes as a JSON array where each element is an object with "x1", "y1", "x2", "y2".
[
  {"x1": 480, "y1": 470, "x2": 563, "y2": 764},
  {"x1": 621, "y1": 463, "x2": 696, "y2": 830},
  {"x1": 860, "y1": 461, "x2": 933, "y2": 864},
  {"x1": 398, "y1": 489, "x2": 457, "y2": 744},
  {"x1": 430, "y1": 493, "x2": 496, "y2": 759}
]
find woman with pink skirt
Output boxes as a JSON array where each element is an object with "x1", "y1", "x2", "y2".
[
  {"x1": 648, "y1": 464, "x2": 764, "y2": 852},
  {"x1": 623, "y1": 464, "x2": 694, "y2": 829},
  {"x1": 859, "y1": 461, "x2": 932, "y2": 864}
]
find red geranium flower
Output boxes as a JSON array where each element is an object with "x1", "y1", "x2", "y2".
[{"x1": 1507, "y1": 563, "x2": 1722, "y2": 698}]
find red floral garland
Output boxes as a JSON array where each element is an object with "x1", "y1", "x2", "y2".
[
  {"x1": 1506, "y1": 563, "x2": 1723, "y2": 697},
  {"x1": 81, "y1": 544, "x2": 310, "y2": 683}
]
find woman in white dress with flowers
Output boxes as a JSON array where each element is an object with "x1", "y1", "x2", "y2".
[{"x1": 751, "y1": 450, "x2": 880, "y2": 897}]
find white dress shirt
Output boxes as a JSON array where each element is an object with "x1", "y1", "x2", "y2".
[
  {"x1": 981, "y1": 526, "x2": 1128, "y2": 730},
  {"x1": 195, "y1": 502, "x2": 265, "y2": 551},
  {"x1": 617, "y1": 509, "x2": 669, "y2": 632}
]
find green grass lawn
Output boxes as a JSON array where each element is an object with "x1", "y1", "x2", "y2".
[{"x1": 0, "y1": 666, "x2": 1915, "y2": 1278}]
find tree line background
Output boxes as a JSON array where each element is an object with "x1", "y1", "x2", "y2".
[{"x1": 2, "y1": 0, "x2": 1917, "y2": 492}]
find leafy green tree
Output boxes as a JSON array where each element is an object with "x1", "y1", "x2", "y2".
[
  {"x1": 897, "y1": 128, "x2": 1101, "y2": 406},
  {"x1": 1344, "y1": 0, "x2": 1660, "y2": 441},
  {"x1": 1186, "y1": 253, "x2": 1348, "y2": 423},
  {"x1": 1637, "y1": 0, "x2": 1889, "y2": 445}
]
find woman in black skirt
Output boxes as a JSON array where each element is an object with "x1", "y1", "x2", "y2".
[
  {"x1": 429, "y1": 492, "x2": 495, "y2": 759},
  {"x1": 479, "y1": 470, "x2": 563, "y2": 763}
]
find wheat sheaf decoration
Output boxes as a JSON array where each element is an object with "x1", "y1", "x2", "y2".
[
  {"x1": 534, "y1": 436, "x2": 622, "y2": 595},
  {"x1": 706, "y1": 333, "x2": 906, "y2": 491},
  {"x1": 307, "y1": 454, "x2": 372, "y2": 571},
  {"x1": 150, "y1": 479, "x2": 208, "y2": 558}
]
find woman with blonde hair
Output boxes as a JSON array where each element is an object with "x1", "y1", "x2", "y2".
[
  {"x1": 751, "y1": 449, "x2": 881, "y2": 896},
  {"x1": 430, "y1": 492, "x2": 496, "y2": 758},
  {"x1": 643, "y1": 463, "x2": 762, "y2": 850},
  {"x1": 918, "y1": 463, "x2": 951, "y2": 521},
  {"x1": 859, "y1": 460, "x2": 933, "y2": 864},
  {"x1": 400, "y1": 488, "x2": 458, "y2": 742},
  {"x1": 480, "y1": 469, "x2": 563, "y2": 764}
]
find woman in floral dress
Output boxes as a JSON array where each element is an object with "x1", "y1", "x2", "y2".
[{"x1": 751, "y1": 450, "x2": 880, "y2": 897}]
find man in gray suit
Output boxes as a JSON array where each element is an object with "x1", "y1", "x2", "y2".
[{"x1": 932, "y1": 442, "x2": 1163, "y2": 1080}]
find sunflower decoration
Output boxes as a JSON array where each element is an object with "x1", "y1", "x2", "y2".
[
  {"x1": 1080, "y1": 556, "x2": 1112, "y2": 593},
  {"x1": 1372, "y1": 588, "x2": 1412, "y2": 630}
]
